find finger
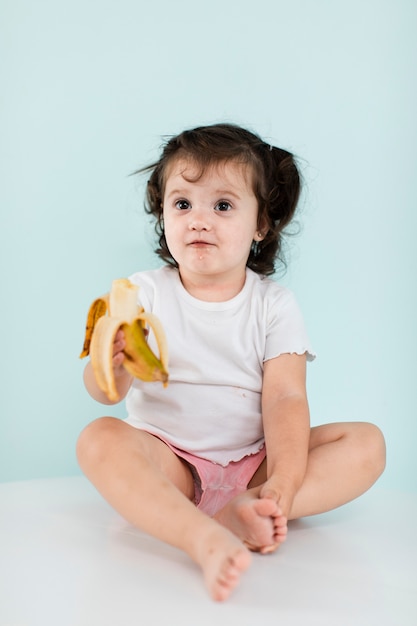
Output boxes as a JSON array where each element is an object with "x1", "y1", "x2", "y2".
[
  {"x1": 260, "y1": 487, "x2": 279, "y2": 502},
  {"x1": 113, "y1": 352, "x2": 125, "y2": 367},
  {"x1": 115, "y1": 328, "x2": 125, "y2": 342},
  {"x1": 113, "y1": 334, "x2": 126, "y2": 356}
]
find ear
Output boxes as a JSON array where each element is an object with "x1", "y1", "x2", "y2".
[
  {"x1": 254, "y1": 216, "x2": 269, "y2": 241},
  {"x1": 253, "y1": 229, "x2": 266, "y2": 242}
]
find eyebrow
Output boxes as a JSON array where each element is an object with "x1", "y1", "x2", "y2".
[{"x1": 165, "y1": 188, "x2": 243, "y2": 200}]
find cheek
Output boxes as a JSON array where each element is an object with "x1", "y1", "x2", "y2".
[
  {"x1": 162, "y1": 218, "x2": 181, "y2": 252},
  {"x1": 162, "y1": 212, "x2": 174, "y2": 235},
  {"x1": 234, "y1": 223, "x2": 258, "y2": 246}
]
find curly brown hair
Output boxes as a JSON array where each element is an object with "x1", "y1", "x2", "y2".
[{"x1": 137, "y1": 123, "x2": 301, "y2": 276}]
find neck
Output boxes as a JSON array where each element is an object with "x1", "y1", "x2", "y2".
[{"x1": 178, "y1": 269, "x2": 246, "y2": 302}]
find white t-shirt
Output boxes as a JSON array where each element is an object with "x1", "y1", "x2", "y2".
[{"x1": 125, "y1": 266, "x2": 315, "y2": 465}]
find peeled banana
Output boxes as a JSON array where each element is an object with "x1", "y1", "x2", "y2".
[{"x1": 80, "y1": 278, "x2": 169, "y2": 402}]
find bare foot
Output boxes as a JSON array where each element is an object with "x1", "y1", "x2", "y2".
[
  {"x1": 214, "y1": 491, "x2": 288, "y2": 554},
  {"x1": 192, "y1": 524, "x2": 252, "y2": 601}
]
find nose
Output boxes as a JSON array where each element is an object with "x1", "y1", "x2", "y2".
[{"x1": 188, "y1": 206, "x2": 211, "y2": 231}]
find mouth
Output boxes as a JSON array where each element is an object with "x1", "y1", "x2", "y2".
[{"x1": 188, "y1": 240, "x2": 215, "y2": 248}]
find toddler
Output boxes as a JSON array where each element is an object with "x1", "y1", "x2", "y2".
[{"x1": 77, "y1": 123, "x2": 386, "y2": 601}]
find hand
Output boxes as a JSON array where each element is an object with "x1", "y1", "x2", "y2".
[
  {"x1": 259, "y1": 477, "x2": 294, "y2": 521},
  {"x1": 112, "y1": 329, "x2": 127, "y2": 376}
]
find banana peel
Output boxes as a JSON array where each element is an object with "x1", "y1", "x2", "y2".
[{"x1": 80, "y1": 278, "x2": 168, "y2": 402}]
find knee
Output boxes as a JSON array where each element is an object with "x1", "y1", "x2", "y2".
[
  {"x1": 76, "y1": 416, "x2": 120, "y2": 471},
  {"x1": 357, "y1": 422, "x2": 386, "y2": 481}
]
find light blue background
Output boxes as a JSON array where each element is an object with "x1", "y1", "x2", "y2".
[{"x1": 1, "y1": 0, "x2": 416, "y2": 490}]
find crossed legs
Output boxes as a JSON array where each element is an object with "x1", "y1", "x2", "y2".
[{"x1": 76, "y1": 418, "x2": 385, "y2": 601}]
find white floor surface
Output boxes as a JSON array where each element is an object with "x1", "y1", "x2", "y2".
[{"x1": 0, "y1": 476, "x2": 416, "y2": 626}]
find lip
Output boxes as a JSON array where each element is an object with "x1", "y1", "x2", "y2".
[{"x1": 187, "y1": 241, "x2": 215, "y2": 247}]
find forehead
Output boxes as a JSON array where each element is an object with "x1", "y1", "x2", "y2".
[{"x1": 163, "y1": 158, "x2": 255, "y2": 195}]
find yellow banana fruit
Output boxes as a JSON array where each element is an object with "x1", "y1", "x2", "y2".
[{"x1": 80, "y1": 278, "x2": 169, "y2": 402}]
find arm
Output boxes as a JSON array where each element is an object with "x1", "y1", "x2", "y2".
[
  {"x1": 260, "y1": 352, "x2": 310, "y2": 519},
  {"x1": 83, "y1": 329, "x2": 133, "y2": 405}
]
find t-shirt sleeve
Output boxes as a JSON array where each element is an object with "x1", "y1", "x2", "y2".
[
  {"x1": 128, "y1": 271, "x2": 154, "y2": 312},
  {"x1": 264, "y1": 290, "x2": 316, "y2": 362}
]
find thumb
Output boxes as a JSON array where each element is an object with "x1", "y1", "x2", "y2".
[{"x1": 260, "y1": 486, "x2": 279, "y2": 502}]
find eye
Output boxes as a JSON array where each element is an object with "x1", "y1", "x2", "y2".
[
  {"x1": 214, "y1": 201, "x2": 232, "y2": 212},
  {"x1": 175, "y1": 199, "x2": 191, "y2": 210}
]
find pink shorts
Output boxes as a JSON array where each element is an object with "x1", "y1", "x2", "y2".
[{"x1": 155, "y1": 436, "x2": 266, "y2": 517}]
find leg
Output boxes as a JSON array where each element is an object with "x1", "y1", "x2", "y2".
[
  {"x1": 288, "y1": 421, "x2": 386, "y2": 519},
  {"x1": 76, "y1": 417, "x2": 251, "y2": 601},
  {"x1": 215, "y1": 422, "x2": 385, "y2": 550}
]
